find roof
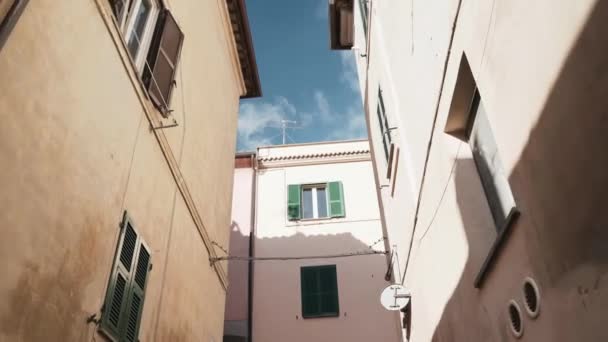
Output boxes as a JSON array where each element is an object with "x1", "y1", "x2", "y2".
[
  {"x1": 258, "y1": 149, "x2": 369, "y2": 162},
  {"x1": 226, "y1": 0, "x2": 262, "y2": 98},
  {"x1": 257, "y1": 140, "x2": 371, "y2": 167}
]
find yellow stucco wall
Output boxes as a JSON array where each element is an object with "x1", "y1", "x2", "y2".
[{"x1": 0, "y1": 0, "x2": 242, "y2": 340}]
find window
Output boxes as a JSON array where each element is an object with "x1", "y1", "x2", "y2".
[
  {"x1": 445, "y1": 55, "x2": 520, "y2": 288},
  {"x1": 142, "y1": 9, "x2": 184, "y2": 114},
  {"x1": 377, "y1": 88, "x2": 392, "y2": 162},
  {"x1": 358, "y1": 0, "x2": 368, "y2": 37},
  {"x1": 109, "y1": 0, "x2": 130, "y2": 29},
  {"x1": 287, "y1": 182, "x2": 345, "y2": 221},
  {"x1": 300, "y1": 265, "x2": 339, "y2": 318},
  {"x1": 100, "y1": 212, "x2": 151, "y2": 342},
  {"x1": 467, "y1": 91, "x2": 516, "y2": 231},
  {"x1": 108, "y1": 0, "x2": 184, "y2": 115},
  {"x1": 124, "y1": 0, "x2": 160, "y2": 72},
  {"x1": 302, "y1": 185, "x2": 328, "y2": 219},
  {"x1": 0, "y1": 0, "x2": 28, "y2": 51}
]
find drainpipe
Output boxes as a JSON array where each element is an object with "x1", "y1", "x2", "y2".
[{"x1": 247, "y1": 153, "x2": 258, "y2": 342}]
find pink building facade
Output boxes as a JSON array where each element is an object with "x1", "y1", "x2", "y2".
[{"x1": 224, "y1": 141, "x2": 401, "y2": 342}]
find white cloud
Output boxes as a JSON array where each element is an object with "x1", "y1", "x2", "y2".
[
  {"x1": 339, "y1": 51, "x2": 360, "y2": 93},
  {"x1": 237, "y1": 91, "x2": 367, "y2": 151},
  {"x1": 328, "y1": 106, "x2": 367, "y2": 141},
  {"x1": 313, "y1": 90, "x2": 333, "y2": 124},
  {"x1": 237, "y1": 96, "x2": 296, "y2": 151}
]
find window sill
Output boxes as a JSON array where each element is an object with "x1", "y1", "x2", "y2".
[
  {"x1": 302, "y1": 312, "x2": 340, "y2": 319},
  {"x1": 474, "y1": 207, "x2": 521, "y2": 288},
  {"x1": 299, "y1": 217, "x2": 332, "y2": 222},
  {"x1": 289, "y1": 216, "x2": 345, "y2": 225}
]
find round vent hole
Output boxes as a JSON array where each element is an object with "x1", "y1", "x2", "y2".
[
  {"x1": 508, "y1": 300, "x2": 523, "y2": 338},
  {"x1": 523, "y1": 277, "x2": 540, "y2": 318}
]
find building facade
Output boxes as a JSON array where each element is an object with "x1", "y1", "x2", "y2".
[
  {"x1": 0, "y1": 0, "x2": 260, "y2": 341},
  {"x1": 330, "y1": 0, "x2": 608, "y2": 341},
  {"x1": 224, "y1": 140, "x2": 401, "y2": 342},
  {"x1": 224, "y1": 153, "x2": 256, "y2": 342}
]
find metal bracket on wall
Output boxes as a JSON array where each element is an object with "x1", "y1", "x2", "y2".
[{"x1": 150, "y1": 118, "x2": 179, "y2": 131}]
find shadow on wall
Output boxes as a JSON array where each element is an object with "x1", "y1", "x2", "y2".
[
  {"x1": 431, "y1": 2, "x2": 608, "y2": 341},
  {"x1": 224, "y1": 222, "x2": 397, "y2": 342},
  {"x1": 225, "y1": 225, "x2": 399, "y2": 342},
  {"x1": 254, "y1": 231, "x2": 395, "y2": 341},
  {"x1": 223, "y1": 220, "x2": 251, "y2": 342}
]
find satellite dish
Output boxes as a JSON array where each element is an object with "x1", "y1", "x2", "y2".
[{"x1": 380, "y1": 284, "x2": 410, "y2": 311}]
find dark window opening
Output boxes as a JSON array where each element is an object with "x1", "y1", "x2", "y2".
[{"x1": 377, "y1": 88, "x2": 392, "y2": 163}]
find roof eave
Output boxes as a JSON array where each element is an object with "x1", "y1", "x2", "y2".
[{"x1": 227, "y1": 0, "x2": 262, "y2": 98}]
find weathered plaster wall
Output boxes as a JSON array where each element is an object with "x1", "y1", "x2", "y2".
[
  {"x1": 252, "y1": 142, "x2": 401, "y2": 342},
  {"x1": 355, "y1": 0, "x2": 608, "y2": 341},
  {"x1": 0, "y1": 0, "x2": 242, "y2": 340}
]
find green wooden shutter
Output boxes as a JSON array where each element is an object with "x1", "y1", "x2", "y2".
[
  {"x1": 319, "y1": 266, "x2": 339, "y2": 315},
  {"x1": 300, "y1": 267, "x2": 319, "y2": 317},
  {"x1": 101, "y1": 212, "x2": 151, "y2": 342},
  {"x1": 122, "y1": 242, "x2": 151, "y2": 342},
  {"x1": 287, "y1": 184, "x2": 301, "y2": 220},
  {"x1": 301, "y1": 265, "x2": 339, "y2": 318},
  {"x1": 101, "y1": 214, "x2": 139, "y2": 339},
  {"x1": 328, "y1": 182, "x2": 345, "y2": 218}
]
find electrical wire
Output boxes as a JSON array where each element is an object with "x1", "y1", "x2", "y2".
[
  {"x1": 400, "y1": 143, "x2": 462, "y2": 285},
  {"x1": 210, "y1": 236, "x2": 388, "y2": 264},
  {"x1": 400, "y1": 0, "x2": 464, "y2": 286},
  {"x1": 212, "y1": 241, "x2": 229, "y2": 255},
  {"x1": 416, "y1": 142, "x2": 462, "y2": 244},
  {"x1": 210, "y1": 250, "x2": 387, "y2": 263}
]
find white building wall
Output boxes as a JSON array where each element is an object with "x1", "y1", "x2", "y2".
[
  {"x1": 251, "y1": 140, "x2": 401, "y2": 342},
  {"x1": 224, "y1": 161, "x2": 255, "y2": 340},
  {"x1": 349, "y1": 0, "x2": 607, "y2": 341}
]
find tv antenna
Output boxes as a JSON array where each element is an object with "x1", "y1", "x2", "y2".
[{"x1": 279, "y1": 119, "x2": 300, "y2": 145}]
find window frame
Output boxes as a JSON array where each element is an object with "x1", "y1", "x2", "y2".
[
  {"x1": 465, "y1": 90, "x2": 517, "y2": 231},
  {"x1": 463, "y1": 89, "x2": 520, "y2": 288},
  {"x1": 287, "y1": 182, "x2": 344, "y2": 221},
  {"x1": 123, "y1": 0, "x2": 160, "y2": 73},
  {"x1": 358, "y1": 0, "x2": 368, "y2": 37},
  {"x1": 109, "y1": 0, "x2": 131, "y2": 31},
  {"x1": 300, "y1": 265, "x2": 340, "y2": 319},
  {"x1": 376, "y1": 88, "x2": 392, "y2": 163},
  {"x1": 0, "y1": 0, "x2": 29, "y2": 52},
  {"x1": 106, "y1": 0, "x2": 185, "y2": 116},
  {"x1": 301, "y1": 184, "x2": 329, "y2": 220}
]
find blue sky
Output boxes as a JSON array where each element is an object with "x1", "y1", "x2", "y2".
[{"x1": 236, "y1": 0, "x2": 365, "y2": 151}]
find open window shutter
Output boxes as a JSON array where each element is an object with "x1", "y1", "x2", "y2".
[
  {"x1": 108, "y1": 0, "x2": 125, "y2": 20},
  {"x1": 144, "y1": 9, "x2": 184, "y2": 115},
  {"x1": 328, "y1": 182, "x2": 345, "y2": 218},
  {"x1": 287, "y1": 184, "x2": 301, "y2": 220},
  {"x1": 300, "y1": 267, "x2": 319, "y2": 317},
  {"x1": 101, "y1": 214, "x2": 139, "y2": 339},
  {"x1": 121, "y1": 242, "x2": 151, "y2": 342}
]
